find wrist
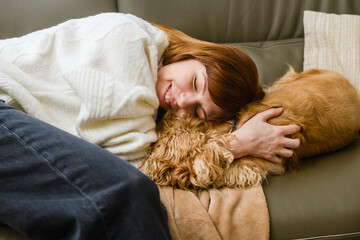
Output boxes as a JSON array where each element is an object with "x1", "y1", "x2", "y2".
[{"x1": 226, "y1": 133, "x2": 248, "y2": 159}]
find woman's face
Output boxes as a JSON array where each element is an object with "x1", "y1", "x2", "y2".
[{"x1": 156, "y1": 59, "x2": 223, "y2": 120}]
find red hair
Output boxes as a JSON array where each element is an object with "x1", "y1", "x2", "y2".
[{"x1": 155, "y1": 24, "x2": 264, "y2": 121}]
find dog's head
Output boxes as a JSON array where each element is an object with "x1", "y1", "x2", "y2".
[{"x1": 144, "y1": 112, "x2": 234, "y2": 189}]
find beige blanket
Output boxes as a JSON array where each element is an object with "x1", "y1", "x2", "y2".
[{"x1": 158, "y1": 185, "x2": 269, "y2": 240}]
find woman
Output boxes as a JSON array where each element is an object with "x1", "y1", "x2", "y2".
[
  {"x1": 155, "y1": 24, "x2": 300, "y2": 163},
  {"x1": 0, "y1": 13, "x2": 299, "y2": 240}
]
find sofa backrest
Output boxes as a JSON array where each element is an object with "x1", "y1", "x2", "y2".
[
  {"x1": 3, "y1": 0, "x2": 359, "y2": 42},
  {"x1": 0, "y1": 0, "x2": 118, "y2": 39},
  {"x1": 1, "y1": 0, "x2": 359, "y2": 86},
  {"x1": 117, "y1": 0, "x2": 360, "y2": 43}
]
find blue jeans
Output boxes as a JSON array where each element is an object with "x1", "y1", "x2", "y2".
[{"x1": 0, "y1": 101, "x2": 171, "y2": 240}]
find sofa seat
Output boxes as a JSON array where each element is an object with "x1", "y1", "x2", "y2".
[{"x1": 264, "y1": 135, "x2": 360, "y2": 240}]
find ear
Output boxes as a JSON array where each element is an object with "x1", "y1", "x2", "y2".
[
  {"x1": 143, "y1": 154, "x2": 175, "y2": 186},
  {"x1": 279, "y1": 65, "x2": 298, "y2": 83},
  {"x1": 191, "y1": 140, "x2": 233, "y2": 188}
]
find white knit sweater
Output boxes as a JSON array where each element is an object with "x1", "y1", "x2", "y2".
[{"x1": 0, "y1": 13, "x2": 169, "y2": 167}]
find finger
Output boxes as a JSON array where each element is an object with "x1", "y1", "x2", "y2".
[
  {"x1": 279, "y1": 124, "x2": 302, "y2": 136},
  {"x1": 275, "y1": 148, "x2": 294, "y2": 158},
  {"x1": 282, "y1": 137, "x2": 300, "y2": 149},
  {"x1": 258, "y1": 108, "x2": 283, "y2": 121},
  {"x1": 267, "y1": 155, "x2": 283, "y2": 164}
]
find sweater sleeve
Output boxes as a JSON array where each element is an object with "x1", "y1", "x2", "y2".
[
  {"x1": 63, "y1": 68, "x2": 159, "y2": 167},
  {"x1": 0, "y1": 13, "x2": 168, "y2": 167},
  {"x1": 59, "y1": 13, "x2": 168, "y2": 167}
]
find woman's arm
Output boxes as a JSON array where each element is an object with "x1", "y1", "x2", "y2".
[{"x1": 227, "y1": 108, "x2": 301, "y2": 163}]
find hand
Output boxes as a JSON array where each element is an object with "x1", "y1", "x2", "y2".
[{"x1": 227, "y1": 108, "x2": 301, "y2": 163}]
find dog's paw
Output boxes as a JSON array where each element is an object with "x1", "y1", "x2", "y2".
[{"x1": 222, "y1": 164, "x2": 264, "y2": 188}]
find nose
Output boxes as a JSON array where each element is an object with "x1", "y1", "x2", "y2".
[{"x1": 175, "y1": 92, "x2": 197, "y2": 116}]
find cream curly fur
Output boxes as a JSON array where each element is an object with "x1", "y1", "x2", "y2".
[{"x1": 143, "y1": 68, "x2": 360, "y2": 189}]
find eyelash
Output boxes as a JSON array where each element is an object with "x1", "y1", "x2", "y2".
[
  {"x1": 193, "y1": 76, "x2": 197, "y2": 91},
  {"x1": 193, "y1": 76, "x2": 198, "y2": 117}
]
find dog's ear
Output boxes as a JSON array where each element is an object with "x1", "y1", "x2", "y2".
[
  {"x1": 143, "y1": 153, "x2": 175, "y2": 186},
  {"x1": 190, "y1": 138, "x2": 233, "y2": 188},
  {"x1": 279, "y1": 65, "x2": 299, "y2": 83}
]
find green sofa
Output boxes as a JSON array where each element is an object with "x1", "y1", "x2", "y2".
[{"x1": 1, "y1": 0, "x2": 359, "y2": 239}]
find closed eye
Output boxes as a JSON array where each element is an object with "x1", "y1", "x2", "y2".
[
  {"x1": 193, "y1": 76, "x2": 197, "y2": 91},
  {"x1": 194, "y1": 106, "x2": 198, "y2": 117},
  {"x1": 194, "y1": 106, "x2": 207, "y2": 120}
]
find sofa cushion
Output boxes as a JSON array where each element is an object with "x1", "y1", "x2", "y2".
[
  {"x1": 118, "y1": 0, "x2": 360, "y2": 43},
  {"x1": 0, "y1": 0, "x2": 118, "y2": 39},
  {"x1": 263, "y1": 11, "x2": 360, "y2": 239},
  {"x1": 304, "y1": 11, "x2": 360, "y2": 93},
  {"x1": 228, "y1": 39, "x2": 304, "y2": 87},
  {"x1": 263, "y1": 135, "x2": 360, "y2": 239}
]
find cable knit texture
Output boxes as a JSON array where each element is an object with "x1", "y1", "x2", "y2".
[
  {"x1": 304, "y1": 10, "x2": 360, "y2": 93},
  {"x1": 0, "y1": 13, "x2": 169, "y2": 167}
]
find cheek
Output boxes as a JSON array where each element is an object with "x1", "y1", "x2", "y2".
[{"x1": 155, "y1": 79, "x2": 164, "y2": 100}]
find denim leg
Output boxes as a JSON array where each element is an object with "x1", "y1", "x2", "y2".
[{"x1": 0, "y1": 102, "x2": 171, "y2": 240}]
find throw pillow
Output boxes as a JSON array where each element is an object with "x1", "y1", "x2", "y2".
[{"x1": 303, "y1": 10, "x2": 360, "y2": 93}]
